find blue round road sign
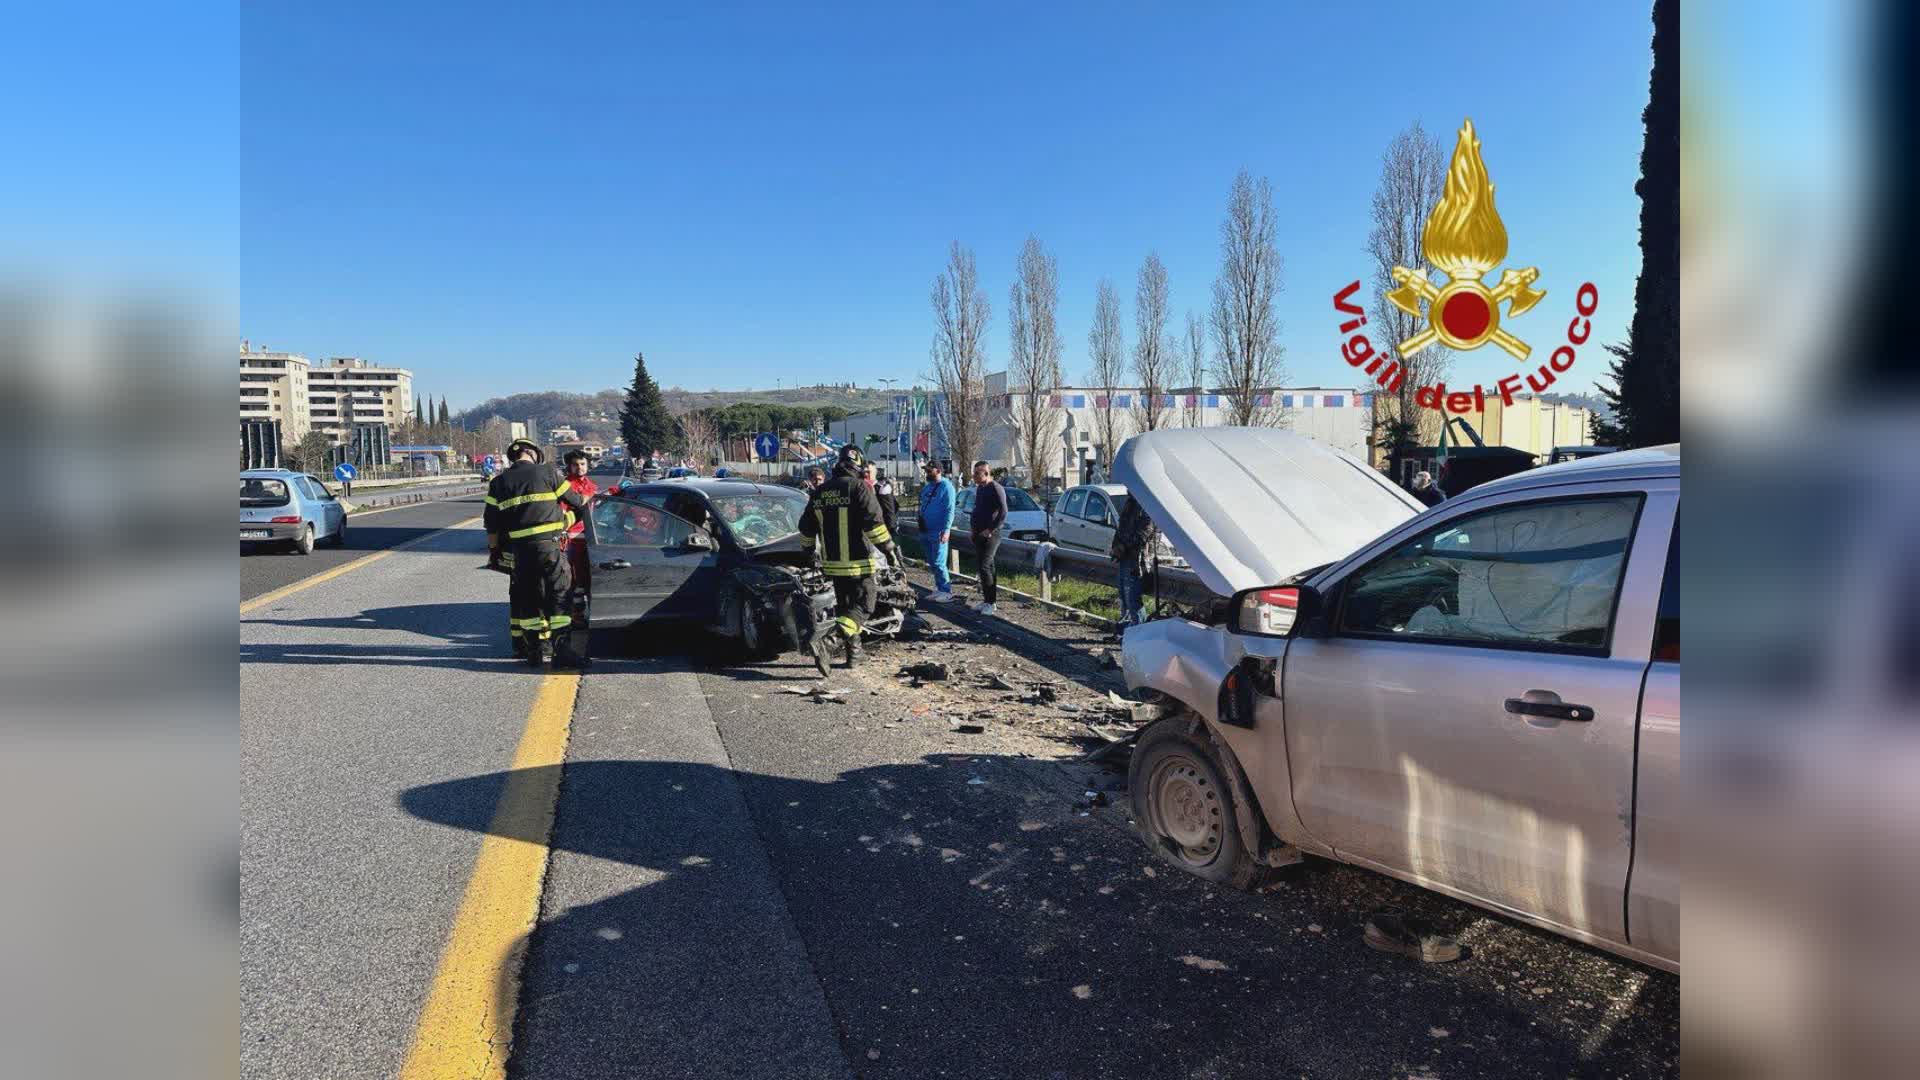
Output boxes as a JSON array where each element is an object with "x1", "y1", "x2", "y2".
[
  {"x1": 753, "y1": 432, "x2": 779, "y2": 460},
  {"x1": 333, "y1": 462, "x2": 358, "y2": 482}
]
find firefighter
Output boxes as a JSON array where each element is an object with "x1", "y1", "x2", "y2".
[
  {"x1": 485, "y1": 439, "x2": 589, "y2": 668},
  {"x1": 799, "y1": 444, "x2": 901, "y2": 672},
  {"x1": 557, "y1": 449, "x2": 600, "y2": 666}
]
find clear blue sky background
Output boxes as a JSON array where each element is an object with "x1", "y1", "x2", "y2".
[{"x1": 242, "y1": 1, "x2": 1655, "y2": 412}]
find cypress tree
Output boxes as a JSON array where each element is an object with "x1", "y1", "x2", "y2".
[
  {"x1": 619, "y1": 352, "x2": 678, "y2": 458},
  {"x1": 1594, "y1": 0, "x2": 1679, "y2": 447}
]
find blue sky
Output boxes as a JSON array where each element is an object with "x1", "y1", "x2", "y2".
[{"x1": 241, "y1": 2, "x2": 1655, "y2": 411}]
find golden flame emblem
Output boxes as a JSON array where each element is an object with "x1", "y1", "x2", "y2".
[{"x1": 1387, "y1": 119, "x2": 1545, "y2": 359}]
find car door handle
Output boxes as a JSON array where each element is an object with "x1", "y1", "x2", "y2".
[
  {"x1": 1504, "y1": 695, "x2": 1594, "y2": 723},
  {"x1": 598, "y1": 559, "x2": 631, "y2": 570}
]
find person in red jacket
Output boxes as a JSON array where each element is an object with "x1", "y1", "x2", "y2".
[{"x1": 558, "y1": 450, "x2": 599, "y2": 665}]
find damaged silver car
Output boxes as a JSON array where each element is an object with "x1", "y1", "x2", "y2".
[{"x1": 1115, "y1": 429, "x2": 1679, "y2": 973}]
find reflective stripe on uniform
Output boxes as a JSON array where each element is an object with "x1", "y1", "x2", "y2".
[
  {"x1": 835, "y1": 615, "x2": 860, "y2": 635},
  {"x1": 508, "y1": 520, "x2": 567, "y2": 540},
  {"x1": 820, "y1": 559, "x2": 875, "y2": 576},
  {"x1": 865, "y1": 524, "x2": 892, "y2": 545},
  {"x1": 836, "y1": 507, "x2": 850, "y2": 566},
  {"x1": 494, "y1": 491, "x2": 559, "y2": 511},
  {"x1": 514, "y1": 616, "x2": 549, "y2": 630},
  {"x1": 547, "y1": 614, "x2": 573, "y2": 630}
]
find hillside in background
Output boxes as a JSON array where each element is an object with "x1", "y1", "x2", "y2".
[{"x1": 452, "y1": 383, "x2": 896, "y2": 445}]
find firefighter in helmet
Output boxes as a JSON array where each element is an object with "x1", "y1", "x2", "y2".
[
  {"x1": 799, "y1": 444, "x2": 901, "y2": 672},
  {"x1": 484, "y1": 439, "x2": 589, "y2": 667}
]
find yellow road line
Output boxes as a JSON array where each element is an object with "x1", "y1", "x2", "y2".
[
  {"x1": 239, "y1": 515, "x2": 482, "y2": 614},
  {"x1": 399, "y1": 673, "x2": 580, "y2": 1080}
]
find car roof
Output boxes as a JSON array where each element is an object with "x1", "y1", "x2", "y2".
[
  {"x1": 241, "y1": 469, "x2": 304, "y2": 478},
  {"x1": 614, "y1": 478, "x2": 801, "y2": 498},
  {"x1": 1466, "y1": 443, "x2": 1679, "y2": 498},
  {"x1": 1067, "y1": 483, "x2": 1128, "y2": 496}
]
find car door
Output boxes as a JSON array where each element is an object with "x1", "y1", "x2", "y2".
[
  {"x1": 629, "y1": 490, "x2": 727, "y2": 619},
  {"x1": 1282, "y1": 479, "x2": 1674, "y2": 948},
  {"x1": 1055, "y1": 488, "x2": 1088, "y2": 548},
  {"x1": 1081, "y1": 490, "x2": 1115, "y2": 554},
  {"x1": 306, "y1": 475, "x2": 344, "y2": 535},
  {"x1": 584, "y1": 496, "x2": 712, "y2": 625}
]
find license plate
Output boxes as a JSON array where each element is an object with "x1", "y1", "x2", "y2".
[{"x1": 241, "y1": 530, "x2": 270, "y2": 539}]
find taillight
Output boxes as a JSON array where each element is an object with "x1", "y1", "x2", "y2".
[
  {"x1": 270, "y1": 515, "x2": 301, "y2": 524},
  {"x1": 1236, "y1": 587, "x2": 1299, "y2": 636}
]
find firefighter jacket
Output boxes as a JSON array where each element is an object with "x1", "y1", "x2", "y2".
[
  {"x1": 484, "y1": 460, "x2": 587, "y2": 544},
  {"x1": 799, "y1": 466, "x2": 894, "y2": 577}
]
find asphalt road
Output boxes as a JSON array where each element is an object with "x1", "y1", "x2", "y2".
[
  {"x1": 240, "y1": 495, "x2": 485, "y2": 603},
  {"x1": 240, "y1": 516, "x2": 1679, "y2": 1079}
]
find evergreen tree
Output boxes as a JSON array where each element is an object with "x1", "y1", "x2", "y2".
[
  {"x1": 415, "y1": 397, "x2": 425, "y2": 427},
  {"x1": 437, "y1": 397, "x2": 450, "y2": 429},
  {"x1": 619, "y1": 352, "x2": 678, "y2": 458},
  {"x1": 1595, "y1": 0, "x2": 1679, "y2": 447}
]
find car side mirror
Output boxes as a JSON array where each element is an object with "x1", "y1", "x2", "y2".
[
  {"x1": 1232, "y1": 585, "x2": 1322, "y2": 638},
  {"x1": 684, "y1": 531, "x2": 714, "y2": 552}
]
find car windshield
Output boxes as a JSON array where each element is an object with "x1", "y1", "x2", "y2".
[
  {"x1": 711, "y1": 491, "x2": 808, "y2": 546},
  {"x1": 1110, "y1": 493, "x2": 1130, "y2": 513},
  {"x1": 1005, "y1": 488, "x2": 1041, "y2": 511},
  {"x1": 241, "y1": 478, "x2": 291, "y2": 507}
]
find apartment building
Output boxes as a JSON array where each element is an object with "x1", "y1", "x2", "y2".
[
  {"x1": 240, "y1": 345, "x2": 415, "y2": 444},
  {"x1": 239, "y1": 343, "x2": 312, "y2": 442},
  {"x1": 305, "y1": 356, "x2": 415, "y2": 441}
]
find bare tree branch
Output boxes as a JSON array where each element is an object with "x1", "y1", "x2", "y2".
[
  {"x1": 1006, "y1": 235, "x2": 1064, "y2": 487},
  {"x1": 928, "y1": 241, "x2": 990, "y2": 471},
  {"x1": 1367, "y1": 121, "x2": 1451, "y2": 468},
  {"x1": 1131, "y1": 252, "x2": 1173, "y2": 432},
  {"x1": 674, "y1": 406, "x2": 719, "y2": 467},
  {"x1": 1181, "y1": 310, "x2": 1206, "y2": 428},
  {"x1": 1208, "y1": 170, "x2": 1287, "y2": 426},
  {"x1": 1086, "y1": 278, "x2": 1129, "y2": 467}
]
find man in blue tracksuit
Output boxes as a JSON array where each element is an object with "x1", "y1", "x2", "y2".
[{"x1": 917, "y1": 459, "x2": 957, "y2": 602}]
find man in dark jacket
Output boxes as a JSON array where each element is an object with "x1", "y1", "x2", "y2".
[
  {"x1": 800, "y1": 445, "x2": 902, "y2": 671},
  {"x1": 968, "y1": 461, "x2": 1008, "y2": 616},
  {"x1": 1410, "y1": 470, "x2": 1447, "y2": 507},
  {"x1": 1109, "y1": 496, "x2": 1158, "y2": 626},
  {"x1": 485, "y1": 439, "x2": 589, "y2": 668}
]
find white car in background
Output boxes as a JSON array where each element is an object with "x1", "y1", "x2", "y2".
[
  {"x1": 955, "y1": 484, "x2": 1049, "y2": 541},
  {"x1": 1049, "y1": 483, "x2": 1187, "y2": 567}
]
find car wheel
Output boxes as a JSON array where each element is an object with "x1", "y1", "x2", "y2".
[
  {"x1": 329, "y1": 521, "x2": 347, "y2": 548},
  {"x1": 294, "y1": 524, "x2": 315, "y2": 556},
  {"x1": 735, "y1": 594, "x2": 777, "y2": 660},
  {"x1": 1128, "y1": 719, "x2": 1269, "y2": 890}
]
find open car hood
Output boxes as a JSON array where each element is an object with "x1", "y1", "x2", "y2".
[{"x1": 1113, "y1": 427, "x2": 1422, "y2": 597}]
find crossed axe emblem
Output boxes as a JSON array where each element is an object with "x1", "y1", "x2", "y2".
[{"x1": 1387, "y1": 265, "x2": 1546, "y2": 360}]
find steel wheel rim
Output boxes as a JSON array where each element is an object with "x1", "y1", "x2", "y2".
[{"x1": 1150, "y1": 754, "x2": 1221, "y2": 863}]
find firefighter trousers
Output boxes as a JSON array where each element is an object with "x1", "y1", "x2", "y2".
[
  {"x1": 829, "y1": 574, "x2": 877, "y2": 639},
  {"x1": 509, "y1": 538, "x2": 573, "y2": 640}
]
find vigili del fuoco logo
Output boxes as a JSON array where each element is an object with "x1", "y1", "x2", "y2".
[{"x1": 1332, "y1": 119, "x2": 1598, "y2": 414}]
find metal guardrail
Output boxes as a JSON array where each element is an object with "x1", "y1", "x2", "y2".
[{"x1": 902, "y1": 513, "x2": 1219, "y2": 606}]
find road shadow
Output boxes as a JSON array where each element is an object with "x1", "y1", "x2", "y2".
[
  {"x1": 402, "y1": 755, "x2": 1678, "y2": 1079},
  {"x1": 244, "y1": 602, "x2": 498, "y2": 640}
]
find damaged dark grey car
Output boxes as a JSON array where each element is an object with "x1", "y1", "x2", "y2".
[{"x1": 578, "y1": 479, "x2": 913, "y2": 658}]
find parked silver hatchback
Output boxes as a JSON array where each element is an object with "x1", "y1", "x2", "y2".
[
  {"x1": 241, "y1": 469, "x2": 348, "y2": 555},
  {"x1": 1116, "y1": 429, "x2": 1678, "y2": 972}
]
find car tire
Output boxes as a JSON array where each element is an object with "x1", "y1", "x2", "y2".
[
  {"x1": 294, "y1": 524, "x2": 315, "y2": 556},
  {"x1": 734, "y1": 593, "x2": 778, "y2": 661},
  {"x1": 1128, "y1": 718, "x2": 1270, "y2": 890},
  {"x1": 329, "y1": 521, "x2": 347, "y2": 548}
]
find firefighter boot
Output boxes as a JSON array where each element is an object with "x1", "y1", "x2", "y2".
[
  {"x1": 529, "y1": 634, "x2": 553, "y2": 669},
  {"x1": 841, "y1": 629, "x2": 863, "y2": 669},
  {"x1": 552, "y1": 635, "x2": 588, "y2": 670},
  {"x1": 808, "y1": 627, "x2": 835, "y2": 678},
  {"x1": 510, "y1": 632, "x2": 528, "y2": 660}
]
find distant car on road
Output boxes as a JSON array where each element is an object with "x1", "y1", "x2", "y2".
[
  {"x1": 1115, "y1": 428, "x2": 1680, "y2": 972},
  {"x1": 241, "y1": 469, "x2": 347, "y2": 555},
  {"x1": 954, "y1": 484, "x2": 1048, "y2": 541}
]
